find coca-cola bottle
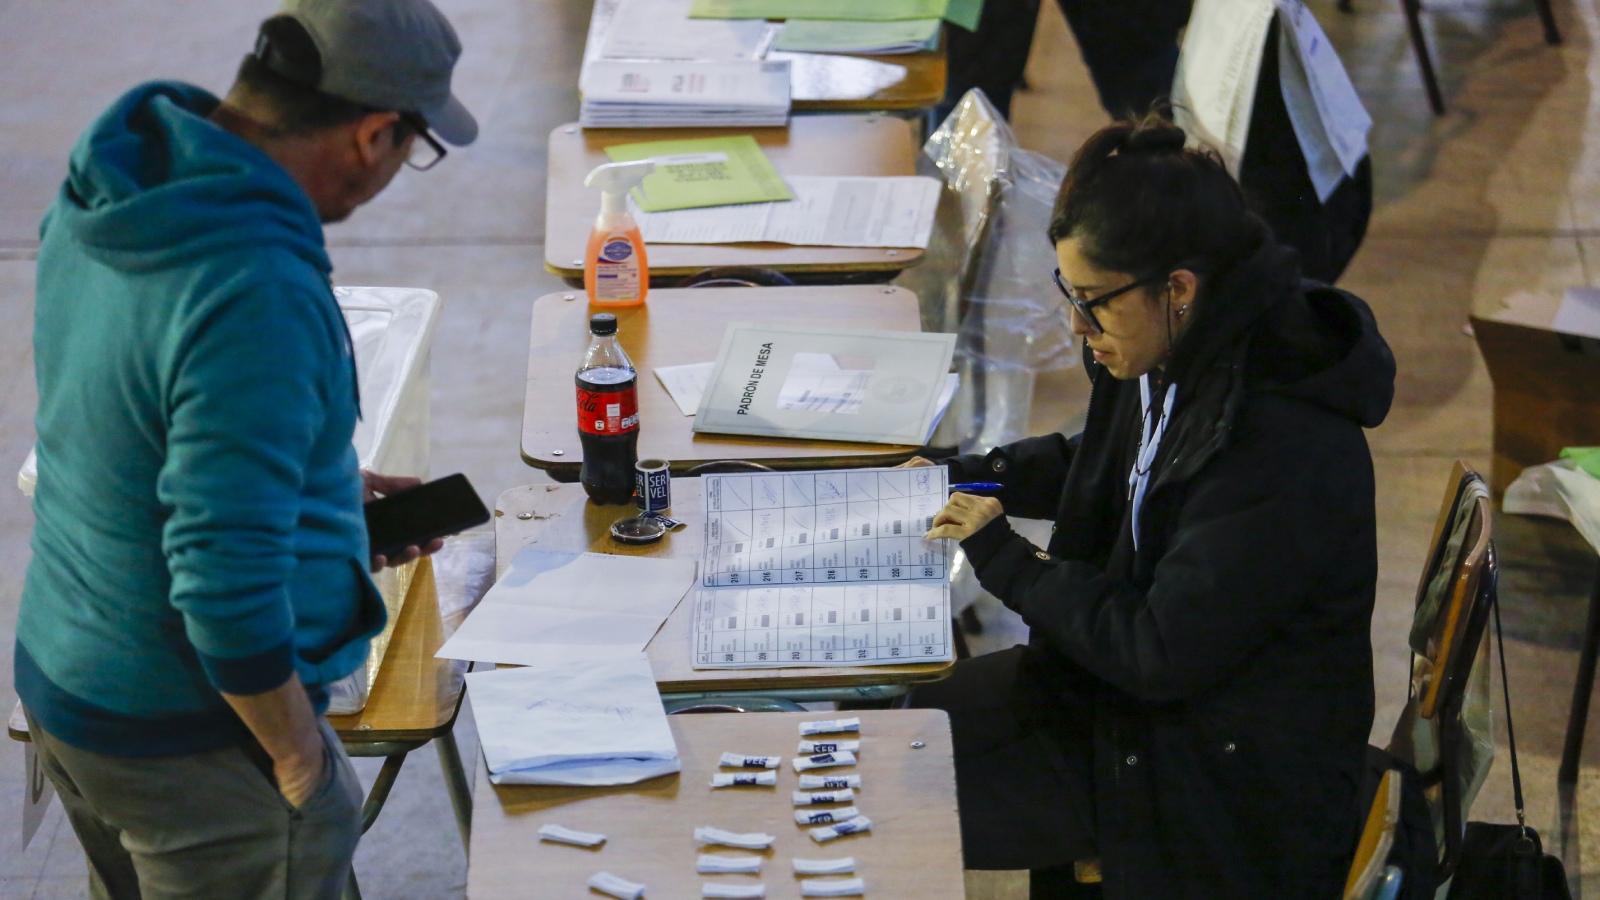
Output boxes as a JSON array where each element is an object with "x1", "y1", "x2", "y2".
[{"x1": 576, "y1": 313, "x2": 639, "y2": 504}]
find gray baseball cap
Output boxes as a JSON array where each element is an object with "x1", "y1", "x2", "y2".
[{"x1": 271, "y1": 0, "x2": 477, "y2": 146}]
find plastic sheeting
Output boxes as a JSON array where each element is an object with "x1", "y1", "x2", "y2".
[{"x1": 895, "y1": 89, "x2": 1081, "y2": 454}]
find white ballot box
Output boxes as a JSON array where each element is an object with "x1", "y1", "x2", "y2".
[{"x1": 17, "y1": 286, "x2": 440, "y2": 715}]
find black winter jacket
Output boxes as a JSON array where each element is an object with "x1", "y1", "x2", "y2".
[{"x1": 948, "y1": 237, "x2": 1396, "y2": 899}]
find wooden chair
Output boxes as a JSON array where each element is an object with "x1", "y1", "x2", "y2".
[
  {"x1": 1385, "y1": 462, "x2": 1496, "y2": 881},
  {"x1": 1345, "y1": 769, "x2": 1403, "y2": 900},
  {"x1": 1401, "y1": 0, "x2": 1561, "y2": 114}
]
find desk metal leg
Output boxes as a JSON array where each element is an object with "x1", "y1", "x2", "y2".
[
  {"x1": 343, "y1": 752, "x2": 408, "y2": 900},
  {"x1": 1558, "y1": 560, "x2": 1600, "y2": 787},
  {"x1": 435, "y1": 731, "x2": 473, "y2": 850}
]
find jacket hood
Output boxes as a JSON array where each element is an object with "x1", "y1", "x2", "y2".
[
  {"x1": 1168, "y1": 231, "x2": 1395, "y2": 429},
  {"x1": 44, "y1": 81, "x2": 328, "y2": 276}
]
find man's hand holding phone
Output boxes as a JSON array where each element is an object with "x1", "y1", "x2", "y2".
[{"x1": 361, "y1": 471, "x2": 489, "y2": 572}]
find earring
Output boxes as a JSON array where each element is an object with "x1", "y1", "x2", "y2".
[{"x1": 1176, "y1": 304, "x2": 1189, "y2": 318}]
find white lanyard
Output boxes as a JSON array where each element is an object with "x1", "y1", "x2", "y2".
[{"x1": 1127, "y1": 374, "x2": 1177, "y2": 552}]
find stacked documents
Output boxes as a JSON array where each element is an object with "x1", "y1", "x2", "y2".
[
  {"x1": 774, "y1": 19, "x2": 941, "y2": 54},
  {"x1": 467, "y1": 653, "x2": 681, "y2": 786},
  {"x1": 581, "y1": 59, "x2": 792, "y2": 128}
]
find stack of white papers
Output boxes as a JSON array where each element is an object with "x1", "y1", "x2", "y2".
[
  {"x1": 435, "y1": 548, "x2": 697, "y2": 666},
  {"x1": 581, "y1": 59, "x2": 792, "y2": 128},
  {"x1": 631, "y1": 175, "x2": 941, "y2": 248},
  {"x1": 467, "y1": 653, "x2": 681, "y2": 786}
]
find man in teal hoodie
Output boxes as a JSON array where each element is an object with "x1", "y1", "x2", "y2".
[{"x1": 15, "y1": 0, "x2": 476, "y2": 896}]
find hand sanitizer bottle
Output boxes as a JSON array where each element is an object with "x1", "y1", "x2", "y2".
[{"x1": 583, "y1": 160, "x2": 655, "y2": 307}]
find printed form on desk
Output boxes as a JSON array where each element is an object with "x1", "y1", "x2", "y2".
[
  {"x1": 630, "y1": 176, "x2": 942, "y2": 249},
  {"x1": 435, "y1": 549, "x2": 697, "y2": 666},
  {"x1": 691, "y1": 467, "x2": 956, "y2": 669}
]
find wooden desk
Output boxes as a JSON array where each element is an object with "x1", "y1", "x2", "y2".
[
  {"x1": 467, "y1": 709, "x2": 965, "y2": 899},
  {"x1": 544, "y1": 115, "x2": 924, "y2": 281},
  {"x1": 495, "y1": 482, "x2": 953, "y2": 695},
  {"x1": 522, "y1": 285, "x2": 925, "y2": 477}
]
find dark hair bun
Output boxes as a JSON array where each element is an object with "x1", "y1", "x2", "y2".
[{"x1": 1121, "y1": 121, "x2": 1187, "y2": 156}]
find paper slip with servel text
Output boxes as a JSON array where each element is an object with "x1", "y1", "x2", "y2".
[{"x1": 690, "y1": 467, "x2": 955, "y2": 669}]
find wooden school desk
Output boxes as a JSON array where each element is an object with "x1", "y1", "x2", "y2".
[
  {"x1": 521, "y1": 285, "x2": 926, "y2": 479},
  {"x1": 467, "y1": 709, "x2": 965, "y2": 899},
  {"x1": 544, "y1": 115, "x2": 924, "y2": 282},
  {"x1": 494, "y1": 481, "x2": 954, "y2": 699}
]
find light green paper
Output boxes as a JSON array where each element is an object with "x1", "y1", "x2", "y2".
[
  {"x1": 690, "y1": 0, "x2": 982, "y2": 31},
  {"x1": 1561, "y1": 447, "x2": 1600, "y2": 480},
  {"x1": 774, "y1": 18, "x2": 941, "y2": 53},
  {"x1": 604, "y1": 136, "x2": 792, "y2": 213}
]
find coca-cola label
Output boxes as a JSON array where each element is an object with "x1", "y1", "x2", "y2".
[{"x1": 577, "y1": 385, "x2": 639, "y2": 436}]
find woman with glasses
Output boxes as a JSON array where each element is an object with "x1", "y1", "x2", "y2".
[{"x1": 906, "y1": 114, "x2": 1396, "y2": 899}]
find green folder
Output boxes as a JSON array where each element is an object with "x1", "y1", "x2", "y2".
[
  {"x1": 689, "y1": 0, "x2": 982, "y2": 31},
  {"x1": 604, "y1": 135, "x2": 793, "y2": 213},
  {"x1": 774, "y1": 18, "x2": 942, "y2": 53}
]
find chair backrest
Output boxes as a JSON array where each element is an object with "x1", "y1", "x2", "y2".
[
  {"x1": 1344, "y1": 768, "x2": 1402, "y2": 900},
  {"x1": 1387, "y1": 461, "x2": 1496, "y2": 881}
]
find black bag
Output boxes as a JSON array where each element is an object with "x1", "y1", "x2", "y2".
[{"x1": 1445, "y1": 581, "x2": 1572, "y2": 900}]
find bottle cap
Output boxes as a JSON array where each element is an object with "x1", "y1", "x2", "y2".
[{"x1": 589, "y1": 313, "x2": 618, "y2": 336}]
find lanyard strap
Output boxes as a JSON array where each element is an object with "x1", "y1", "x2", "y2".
[
  {"x1": 1487, "y1": 554, "x2": 1526, "y2": 830},
  {"x1": 1128, "y1": 375, "x2": 1177, "y2": 552}
]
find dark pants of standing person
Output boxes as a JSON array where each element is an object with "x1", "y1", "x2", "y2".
[
  {"x1": 939, "y1": 0, "x2": 1193, "y2": 122},
  {"x1": 25, "y1": 713, "x2": 363, "y2": 900},
  {"x1": 907, "y1": 646, "x2": 1102, "y2": 899}
]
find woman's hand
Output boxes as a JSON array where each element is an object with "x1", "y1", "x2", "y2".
[{"x1": 926, "y1": 492, "x2": 1005, "y2": 541}]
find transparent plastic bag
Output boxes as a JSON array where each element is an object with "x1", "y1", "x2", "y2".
[{"x1": 895, "y1": 89, "x2": 1083, "y2": 454}]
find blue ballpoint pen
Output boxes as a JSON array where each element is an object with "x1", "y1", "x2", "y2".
[{"x1": 948, "y1": 482, "x2": 1004, "y2": 494}]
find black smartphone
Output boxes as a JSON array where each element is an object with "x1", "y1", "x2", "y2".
[{"x1": 363, "y1": 473, "x2": 490, "y2": 560}]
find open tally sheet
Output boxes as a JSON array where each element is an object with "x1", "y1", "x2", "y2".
[{"x1": 691, "y1": 467, "x2": 955, "y2": 668}]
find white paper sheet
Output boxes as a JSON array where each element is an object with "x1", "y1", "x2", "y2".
[
  {"x1": 467, "y1": 654, "x2": 680, "y2": 786},
  {"x1": 436, "y1": 549, "x2": 697, "y2": 665},
  {"x1": 1172, "y1": 0, "x2": 1275, "y2": 175},
  {"x1": 1553, "y1": 287, "x2": 1600, "y2": 338},
  {"x1": 656, "y1": 361, "x2": 717, "y2": 415},
  {"x1": 631, "y1": 176, "x2": 942, "y2": 249},
  {"x1": 602, "y1": 0, "x2": 777, "y2": 60},
  {"x1": 1275, "y1": 0, "x2": 1370, "y2": 200},
  {"x1": 767, "y1": 51, "x2": 909, "y2": 101}
]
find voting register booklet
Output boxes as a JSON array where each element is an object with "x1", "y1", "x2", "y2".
[
  {"x1": 690, "y1": 466, "x2": 955, "y2": 669},
  {"x1": 692, "y1": 323, "x2": 956, "y2": 445}
]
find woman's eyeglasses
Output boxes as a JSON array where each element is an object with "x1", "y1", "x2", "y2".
[{"x1": 1053, "y1": 268, "x2": 1167, "y2": 335}]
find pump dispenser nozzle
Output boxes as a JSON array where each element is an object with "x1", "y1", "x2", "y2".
[{"x1": 585, "y1": 160, "x2": 656, "y2": 214}]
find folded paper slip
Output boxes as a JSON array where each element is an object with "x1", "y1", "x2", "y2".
[
  {"x1": 794, "y1": 858, "x2": 856, "y2": 875},
  {"x1": 712, "y1": 771, "x2": 778, "y2": 787},
  {"x1": 704, "y1": 884, "x2": 765, "y2": 899},
  {"x1": 605, "y1": 135, "x2": 791, "y2": 212},
  {"x1": 799, "y1": 740, "x2": 860, "y2": 754},
  {"x1": 799, "y1": 774, "x2": 861, "y2": 790},
  {"x1": 467, "y1": 653, "x2": 680, "y2": 786},
  {"x1": 698, "y1": 854, "x2": 763, "y2": 874},
  {"x1": 774, "y1": 18, "x2": 940, "y2": 53},
  {"x1": 801, "y1": 718, "x2": 861, "y2": 735},
  {"x1": 801, "y1": 877, "x2": 867, "y2": 897},
  {"x1": 810, "y1": 816, "x2": 872, "y2": 843},
  {"x1": 796, "y1": 806, "x2": 859, "y2": 825},
  {"x1": 794, "y1": 788, "x2": 854, "y2": 805},
  {"x1": 590, "y1": 872, "x2": 647, "y2": 900},
  {"x1": 793, "y1": 751, "x2": 857, "y2": 772},
  {"x1": 695, "y1": 826, "x2": 777, "y2": 850},
  {"x1": 633, "y1": 177, "x2": 941, "y2": 250},
  {"x1": 539, "y1": 824, "x2": 607, "y2": 847},
  {"x1": 719, "y1": 752, "x2": 780, "y2": 769}
]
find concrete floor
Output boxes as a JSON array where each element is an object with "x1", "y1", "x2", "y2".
[{"x1": 1, "y1": 0, "x2": 1599, "y2": 897}]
